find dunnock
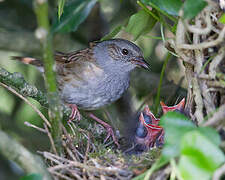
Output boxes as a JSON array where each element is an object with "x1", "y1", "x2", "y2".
[{"x1": 13, "y1": 38, "x2": 149, "y2": 145}]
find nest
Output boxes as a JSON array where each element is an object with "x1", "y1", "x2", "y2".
[{"x1": 37, "y1": 123, "x2": 161, "y2": 180}]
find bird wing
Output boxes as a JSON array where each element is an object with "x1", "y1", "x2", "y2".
[
  {"x1": 55, "y1": 45, "x2": 104, "y2": 91},
  {"x1": 54, "y1": 41, "x2": 97, "y2": 65}
]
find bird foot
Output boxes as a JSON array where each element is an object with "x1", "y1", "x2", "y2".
[
  {"x1": 67, "y1": 104, "x2": 81, "y2": 123},
  {"x1": 89, "y1": 113, "x2": 120, "y2": 147}
]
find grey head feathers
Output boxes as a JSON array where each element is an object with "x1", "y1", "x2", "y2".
[{"x1": 93, "y1": 39, "x2": 145, "y2": 74}]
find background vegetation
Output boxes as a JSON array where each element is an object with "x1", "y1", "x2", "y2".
[{"x1": 0, "y1": 0, "x2": 225, "y2": 179}]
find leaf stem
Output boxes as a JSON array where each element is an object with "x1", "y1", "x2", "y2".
[
  {"x1": 147, "y1": 1, "x2": 177, "y2": 23},
  {"x1": 137, "y1": 1, "x2": 160, "y2": 21},
  {"x1": 154, "y1": 53, "x2": 171, "y2": 115},
  {"x1": 34, "y1": 0, "x2": 62, "y2": 152}
]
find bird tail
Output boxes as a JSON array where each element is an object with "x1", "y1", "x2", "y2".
[{"x1": 11, "y1": 56, "x2": 44, "y2": 72}]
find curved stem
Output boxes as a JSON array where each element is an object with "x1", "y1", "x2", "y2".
[{"x1": 154, "y1": 53, "x2": 171, "y2": 115}]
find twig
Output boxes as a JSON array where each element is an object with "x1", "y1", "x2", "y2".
[
  {"x1": 61, "y1": 125, "x2": 84, "y2": 160},
  {"x1": 0, "y1": 67, "x2": 48, "y2": 106},
  {"x1": 43, "y1": 151, "x2": 129, "y2": 175},
  {"x1": 84, "y1": 132, "x2": 91, "y2": 163},
  {"x1": 0, "y1": 82, "x2": 51, "y2": 127},
  {"x1": 49, "y1": 171, "x2": 73, "y2": 180},
  {"x1": 0, "y1": 67, "x2": 72, "y2": 119},
  {"x1": 24, "y1": 121, "x2": 47, "y2": 133},
  {"x1": 178, "y1": 26, "x2": 225, "y2": 50},
  {"x1": 44, "y1": 123, "x2": 58, "y2": 155},
  {"x1": 184, "y1": 6, "x2": 212, "y2": 35},
  {"x1": 192, "y1": 19, "x2": 205, "y2": 123},
  {"x1": 62, "y1": 141, "x2": 78, "y2": 161},
  {"x1": 213, "y1": 163, "x2": 225, "y2": 180},
  {"x1": 202, "y1": 104, "x2": 225, "y2": 127},
  {"x1": 209, "y1": 47, "x2": 225, "y2": 79}
]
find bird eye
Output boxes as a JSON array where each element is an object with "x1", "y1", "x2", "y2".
[{"x1": 122, "y1": 48, "x2": 129, "y2": 55}]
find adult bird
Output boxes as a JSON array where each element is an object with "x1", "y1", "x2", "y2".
[{"x1": 12, "y1": 38, "x2": 150, "y2": 145}]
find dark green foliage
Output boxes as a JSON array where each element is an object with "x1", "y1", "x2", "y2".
[
  {"x1": 20, "y1": 174, "x2": 42, "y2": 180},
  {"x1": 126, "y1": 9, "x2": 157, "y2": 40},
  {"x1": 183, "y1": 0, "x2": 207, "y2": 19},
  {"x1": 52, "y1": 0, "x2": 97, "y2": 33},
  {"x1": 141, "y1": 0, "x2": 207, "y2": 19},
  {"x1": 141, "y1": 0, "x2": 182, "y2": 16},
  {"x1": 58, "y1": 0, "x2": 66, "y2": 20}
]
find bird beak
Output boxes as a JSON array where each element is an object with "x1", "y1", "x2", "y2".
[{"x1": 131, "y1": 57, "x2": 150, "y2": 70}]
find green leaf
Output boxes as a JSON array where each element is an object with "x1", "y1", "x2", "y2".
[
  {"x1": 159, "y1": 112, "x2": 196, "y2": 158},
  {"x1": 58, "y1": 0, "x2": 66, "y2": 20},
  {"x1": 183, "y1": 0, "x2": 207, "y2": 19},
  {"x1": 133, "y1": 156, "x2": 169, "y2": 180},
  {"x1": 141, "y1": 0, "x2": 182, "y2": 16},
  {"x1": 52, "y1": 0, "x2": 97, "y2": 33},
  {"x1": 101, "y1": 25, "x2": 123, "y2": 41},
  {"x1": 20, "y1": 173, "x2": 42, "y2": 180},
  {"x1": 179, "y1": 155, "x2": 212, "y2": 180},
  {"x1": 198, "y1": 127, "x2": 221, "y2": 146},
  {"x1": 178, "y1": 131, "x2": 225, "y2": 180},
  {"x1": 219, "y1": 13, "x2": 225, "y2": 24},
  {"x1": 125, "y1": 9, "x2": 157, "y2": 41}
]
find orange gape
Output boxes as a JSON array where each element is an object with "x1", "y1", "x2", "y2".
[{"x1": 135, "y1": 98, "x2": 186, "y2": 150}]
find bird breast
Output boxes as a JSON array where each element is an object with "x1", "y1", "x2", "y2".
[{"x1": 59, "y1": 63, "x2": 130, "y2": 110}]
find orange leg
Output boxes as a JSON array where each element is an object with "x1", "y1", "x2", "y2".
[
  {"x1": 89, "y1": 113, "x2": 119, "y2": 147},
  {"x1": 67, "y1": 104, "x2": 81, "y2": 123}
]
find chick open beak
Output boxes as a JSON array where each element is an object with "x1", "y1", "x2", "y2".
[{"x1": 131, "y1": 57, "x2": 150, "y2": 70}]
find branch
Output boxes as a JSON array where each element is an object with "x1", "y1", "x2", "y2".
[
  {"x1": 0, "y1": 67, "x2": 48, "y2": 106},
  {"x1": 0, "y1": 130, "x2": 52, "y2": 180},
  {"x1": 34, "y1": 0, "x2": 62, "y2": 151},
  {"x1": 0, "y1": 82, "x2": 51, "y2": 128},
  {"x1": 0, "y1": 67, "x2": 71, "y2": 120},
  {"x1": 202, "y1": 104, "x2": 225, "y2": 127}
]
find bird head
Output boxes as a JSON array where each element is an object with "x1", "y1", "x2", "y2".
[{"x1": 93, "y1": 39, "x2": 150, "y2": 74}]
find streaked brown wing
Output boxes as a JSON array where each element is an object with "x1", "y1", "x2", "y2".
[
  {"x1": 54, "y1": 41, "x2": 97, "y2": 64},
  {"x1": 55, "y1": 45, "x2": 104, "y2": 91}
]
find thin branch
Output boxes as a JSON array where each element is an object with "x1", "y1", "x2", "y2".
[
  {"x1": 0, "y1": 67, "x2": 72, "y2": 121},
  {"x1": 49, "y1": 171, "x2": 73, "y2": 180},
  {"x1": 24, "y1": 121, "x2": 47, "y2": 133},
  {"x1": 178, "y1": 26, "x2": 225, "y2": 50},
  {"x1": 0, "y1": 67, "x2": 48, "y2": 107},
  {"x1": 44, "y1": 123, "x2": 58, "y2": 155},
  {"x1": 43, "y1": 151, "x2": 129, "y2": 174},
  {"x1": 202, "y1": 104, "x2": 225, "y2": 127},
  {"x1": 184, "y1": 6, "x2": 212, "y2": 35},
  {"x1": 213, "y1": 163, "x2": 225, "y2": 180},
  {"x1": 0, "y1": 82, "x2": 51, "y2": 127}
]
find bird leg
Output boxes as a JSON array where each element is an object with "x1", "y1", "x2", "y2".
[
  {"x1": 89, "y1": 113, "x2": 119, "y2": 147},
  {"x1": 67, "y1": 104, "x2": 81, "y2": 122}
]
